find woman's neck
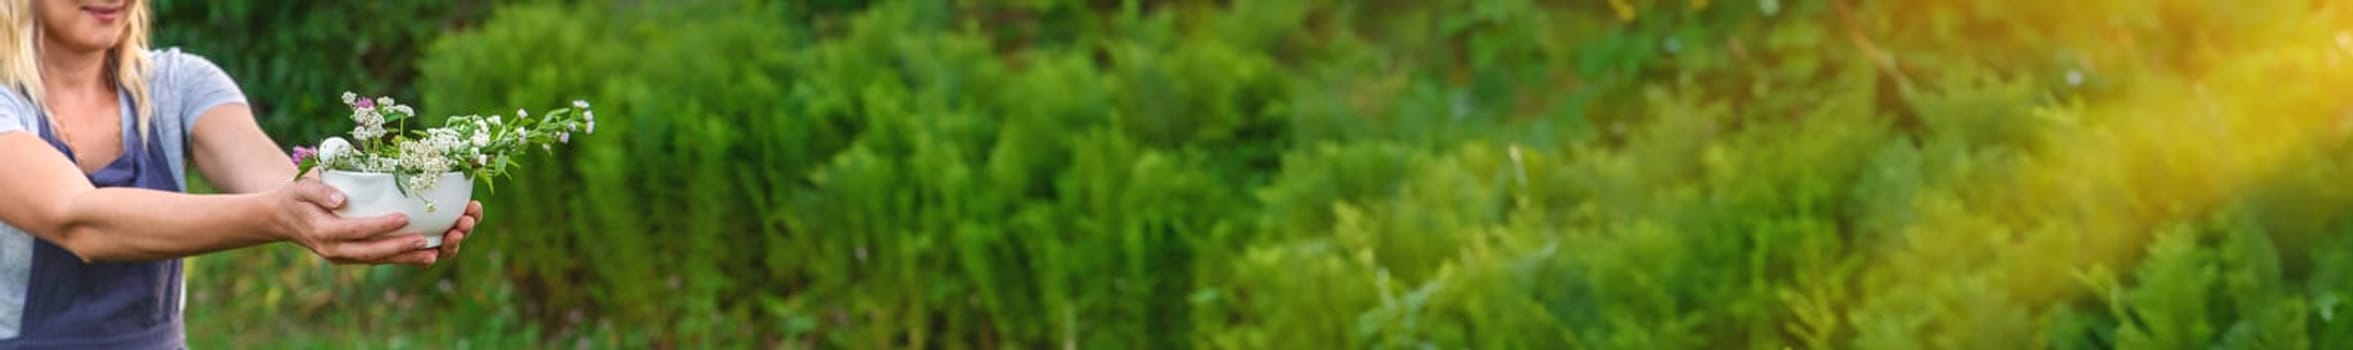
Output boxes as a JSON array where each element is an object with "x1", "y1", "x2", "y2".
[{"x1": 36, "y1": 39, "x2": 113, "y2": 102}]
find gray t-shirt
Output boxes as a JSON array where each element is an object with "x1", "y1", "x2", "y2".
[
  {"x1": 0, "y1": 48, "x2": 248, "y2": 348},
  {"x1": 0, "y1": 48, "x2": 248, "y2": 184}
]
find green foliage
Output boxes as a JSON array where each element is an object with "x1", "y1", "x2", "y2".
[
  {"x1": 180, "y1": 0, "x2": 2353, "y2": 348},
  {"x1": 151, "y1": 0, "x2": 483, "y2": 142}
]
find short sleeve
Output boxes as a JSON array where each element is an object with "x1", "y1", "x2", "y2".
[
  {"x1": 0, "y1": 90, "x2": 34, "y2": 136},
  {"x1": 149, "y1": 49, "x2": 247, "y2": 135}
]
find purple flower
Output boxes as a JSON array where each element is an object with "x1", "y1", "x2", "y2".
[
  {"x1": 355, "y1": 97, "x2": 374, "y2": 109},
  {"x1": 291, "y1": 146, "x2": 318, "y2": 165}
]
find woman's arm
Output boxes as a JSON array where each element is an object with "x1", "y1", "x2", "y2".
[
  {"x1": 0, "y1": 131, "x2": 432, "y2": 263},
  {"x1": 186, "y1": 103, "x2": 291, "y2": 193},
  {"x1": 189, "y1": 103, "x2": 480, "y2": 260}
]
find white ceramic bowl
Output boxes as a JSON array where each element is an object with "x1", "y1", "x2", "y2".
[{"x1": 319, "y1": 170, "x2": 471, "y2": 248}]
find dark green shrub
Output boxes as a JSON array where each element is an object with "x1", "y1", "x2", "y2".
[{"x1": 152, "y1": 0, "x2": 485, "y2": 141}]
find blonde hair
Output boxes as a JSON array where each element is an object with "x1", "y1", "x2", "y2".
[{"x1": 0, "y1": 0, "x2": 153, "y2": 141}]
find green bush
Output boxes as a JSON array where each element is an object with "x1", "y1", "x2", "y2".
[
  {"x1": 180, "y1": 0, "x2": 2353, "y2": 348},
  {"x1": 151, "y1": 0, "x2": 484, "y2": 142}
]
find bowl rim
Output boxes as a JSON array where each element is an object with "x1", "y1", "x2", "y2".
[{"x1": 321, "y1": 170, "x2": 469, "y2": 178}]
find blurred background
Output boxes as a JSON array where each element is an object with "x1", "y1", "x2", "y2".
[{"x1": 151, "y1": 0, "x2": 2353, "y2": 348}]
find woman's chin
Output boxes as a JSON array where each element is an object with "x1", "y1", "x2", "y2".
[{"x1": 58, "y1": 35, "x2": 119, "y2": 53}]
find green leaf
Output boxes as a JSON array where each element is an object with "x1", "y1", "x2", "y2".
[{"x1": 293, "y1": 156, "x2": 318, "y2": 181}]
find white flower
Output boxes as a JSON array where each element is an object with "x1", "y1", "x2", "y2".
[
  {"x1": 393, "y1": 138, "x2": 459, "y2": 194},
  {"x1": 476, "y1": 154, "x2": 488, "y2": 165},
  {"x1": 572, "y1": 100, "x2": 590, "y2": 109},
  {"x1": 362, "y1": 157, "x2": 394, "y2": 172},
  {"x1": 472, "y1": 133, "x2": 490, "y2": 147},
  {"x1": 518, "y1": 109, "x2": 529, "y2": 119},
  {"x1": 350, "y1": 109, "x2": 386, "y2": 140},
  {"x1": 489, "y1": 116, "x2": 502, "y2": 125},
  {"x1": 586, "y1": 120, "x2": 596, "y2": 134},
  {"x1": 403, "y1": 173, "x2": 440, "y2": 194},
  {"x1": 340, "y1": 92, "x2": 358, "y2": 105},
  {"x1": 424, "y1": 129, "x2": 466, "y2": 153},
  {"x1": 376, "y1": 97, "x2": 395, "y2": 108},
  {"x1": 350, "y1": 109, "x2": 386, "y2": 141},
  {"x1": 352, "y1": 125, "x2": 384, "y2": 140},
  {"x1": 559, "y1": 132, "x2": 570, "y2": 144}
]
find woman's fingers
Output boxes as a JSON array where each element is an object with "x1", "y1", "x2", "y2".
[
  {"x1": 322, "y1": 231, "x2": 432, "y2": 264},
  {"x1": 440, "y1": 216, "x2": 470, "y2": 254},
  {"x1": 456, "y1": 207, "x2": 479, "y2": 233},
  {"x1": 303, "y1": 211, "x2": 415, "y2": 263},
  {"x1": 360, "y1": 248, "x2": 440, "y2": 266},
  {"x1": 332, "y1": 212, "x2": 409, "y2": 241},
  {"x1": 271, "y1": 180, "x2": 444, "y2": 266},
  {"x1": 288, "y1": 179, "x2": 348, "y2": 209},
  {"x1": 438, "y1": 201, "x2": 483, "y2": 258},
  {"x1": 439, "y1": 231, "x2": 465, "y2": 256}
]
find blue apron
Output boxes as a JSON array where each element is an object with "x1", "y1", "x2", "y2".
[{"x1": 6, "y1": 93, "x2": 185, "y2": 349}]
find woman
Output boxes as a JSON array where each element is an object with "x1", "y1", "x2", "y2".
[{"x1": 0, "y1": 0, "x2": 483, "y2": 348}]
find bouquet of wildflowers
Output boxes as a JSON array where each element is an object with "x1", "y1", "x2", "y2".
[{"x1": 294, "y1": 92, "x2": 596, "y2": 200}]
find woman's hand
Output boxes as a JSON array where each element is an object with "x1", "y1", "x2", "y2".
[
  {"x1": 436, "y1": 201, "x2": 483, "y2": 259},
  {"x1": 269, "y1": 179, "x2": 439, "y2": 266}
]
